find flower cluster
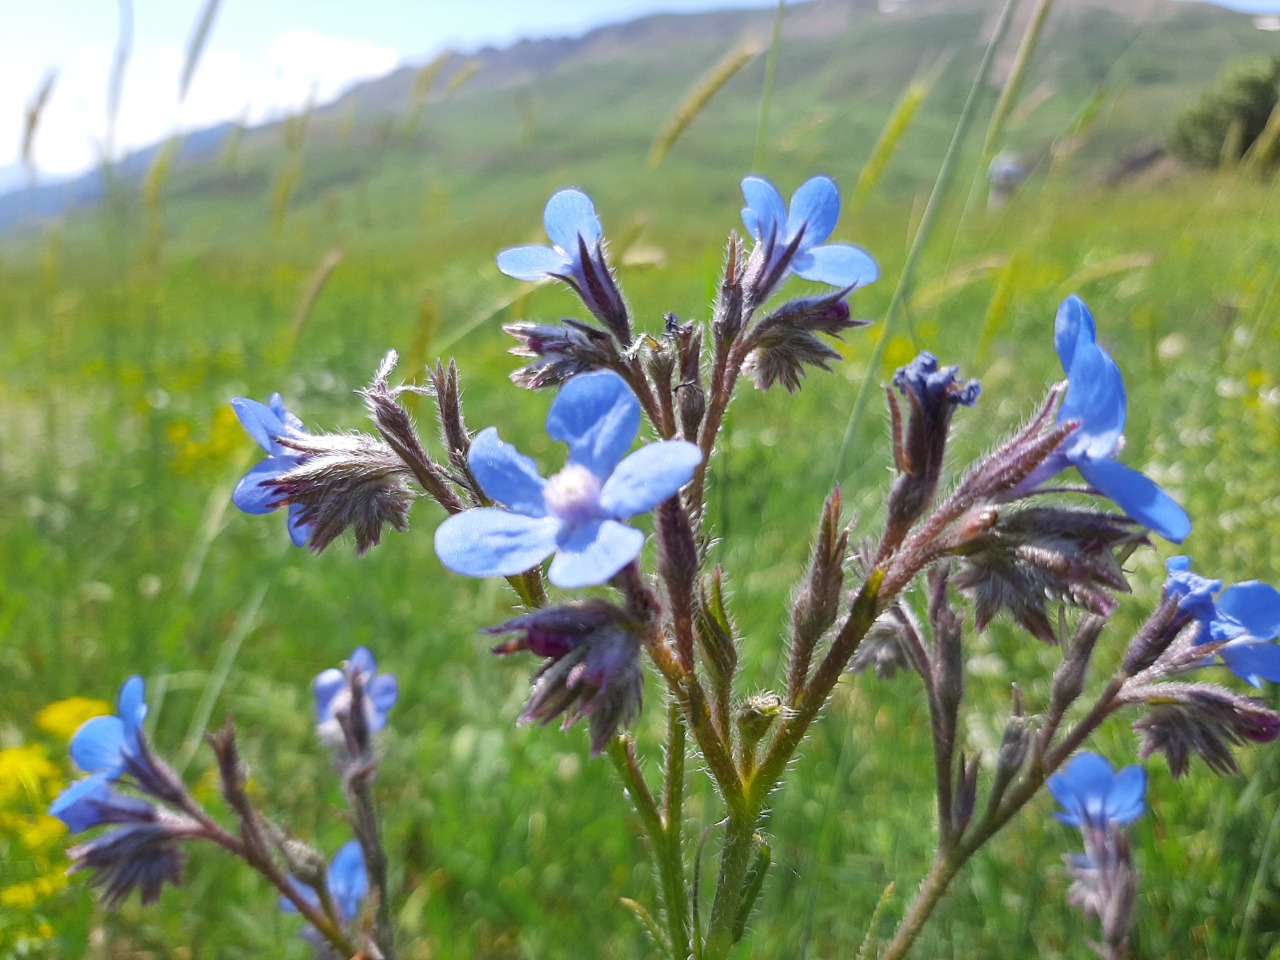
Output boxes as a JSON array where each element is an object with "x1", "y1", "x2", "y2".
[{"x1": 48, "y1": 678, "x2": 192, "y2": 907}]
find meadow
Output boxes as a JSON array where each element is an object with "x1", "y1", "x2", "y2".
[{"x1": 2, "y1": 1, "x2": 1279, "y2": 957}]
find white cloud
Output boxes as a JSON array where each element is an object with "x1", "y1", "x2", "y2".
[{"x1": 1, "y1": 30, "x2": 400, "y2": 181}]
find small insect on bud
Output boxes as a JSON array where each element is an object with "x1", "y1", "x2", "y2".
[{"x1": 737, "y1": 693, "x2": 785, "y2": 756}]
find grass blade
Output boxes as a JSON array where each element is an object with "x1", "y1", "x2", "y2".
[
  {"x1": 752, "y1": 0, "x2": 788, "y2": 170},
  {"x1": 21, "y1": 69, "x2": 57, "y2": 184},
  {"x1": 179, "y1": 0, "x2": 223, "y2": 104},
  {"x1": 832, "y1": 0, "x2": 1022, "y2": 485},
  {"x1": 648, "y1": 40, "x2": 763, "y2": 171}
]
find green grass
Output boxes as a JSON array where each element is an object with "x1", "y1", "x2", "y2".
[{"x1": 3, "y1": 2, "x2": 1280, "y2": 958}]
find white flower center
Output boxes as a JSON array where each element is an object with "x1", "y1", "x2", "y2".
[{"x1": 544, "y1": 463, "x2": 603, "y2": 523}]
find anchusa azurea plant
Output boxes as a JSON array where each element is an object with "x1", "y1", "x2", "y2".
[{"x1": 49, "y1": 174, "x2": 1280, "y2": 960}]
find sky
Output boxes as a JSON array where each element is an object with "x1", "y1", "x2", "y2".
[
  {"x1": 4, "y1": 0, "x2": 1278, "y2": 186},
  {"x1": 0, "y1": 0, "x2": 782, "y2": 183}
]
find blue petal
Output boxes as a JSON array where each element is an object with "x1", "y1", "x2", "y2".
[
  {"x1": 1059, "y1": 342, "x2": 1125, "y2": 460},
  {"x1": 313, "y1": 668, "x2": 345, "y2": 721},
  {"x1": 468, "y1": 427, "x2": 548, "y2": 516},
  {"x1": 233, "y1": 459, "x2": 288, "y2": 514},
  {"x1": 367, "y1": 674, "x2": 400, "y2": 718},
  {"x1": 1218, "y1": 582, "x2": 1280, "y2": 640},
  {"x1": 117, "y1": 676, "x2": 147, "y2": 744},
  {"x1": 232, "y1": 397, "x2": 288, "y2": 454},
  {"x1": 1054, "y1": 295, "x2": 1097, "y2": 374},
  {"x1": 543, "y1": 189, "x2": 602, "y2": 256},
  {"x1": 70, "y1": 716, "x2": 126, "y2": 776},
  {"x1": 50, "y1": 773, "x2": 115, "y2": 832},
  {"x1": 349, "y1": 647, "x2": 376, "y2": 677},
  {"x1": 600, "y1": 441, "x2": 702, "y2": 517},
  {"x1": 741, "y1": 175, "x2": 786, "y2": 242},
  {"x1": 269, "y1": 393, "x2": 305, "y2": 434},
  {"x1": 1104, "y1": 765, "x2": 1147, "y2": 825},
  {"x1": 328, "y1": 840, "x2": 368, "y2": 921},
  {"x1": 435, "y1": 509, "x2": 559, "y2": 578},
  {"x1": 286, "y1": 503, "x2": 312, "y2": 548},
  {"x1": 1077, "y1": 458, "x2": 1190, "y2": 543},
  {"x1": 548, "y1": 519, "x2": 645, "y2": 588},
  {"x1": 496, "y1": 245, "x2": 572, "y2": 282},
  {"x1": 1220, "y1": 641, "x2": 1280, "y2": 688},
  {"x1": 786, "y1": 175, "x2": 840, "y2": 247},
  {"x1": 1048, "y1": 752, "x2": 1114, "y2": 826},
  {"x1": 790, "y1": 243, "x2": 879, "y2": 288},
  {"x1": 279, "y1": 879, "x2": 320, "y2": 914},
  {"x1": 546, "y1": 371, "x2": 640, "y2": 479}
]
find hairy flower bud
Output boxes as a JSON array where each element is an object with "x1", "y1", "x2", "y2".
[
  {"x1": 744, "y1": 292, "x2": 869, "y2": 394},
  {"x1": 954, "y1": 507, "x2": 1142, "y2": 645},
  {"x1": 1127, "y1": 681, "x2": 1280, "y2": 778},
  {"x1": 737, "y1": 692, "x2": 785, "y2": 756},
  {"x1": 486, "y1": 601, "x2": 644, "y2": 756},
  {"x1": 504, "y1": 319, "x2": 617, "y2": 389},
  {"x1": 1066, "y1": 826, "x2": 1138, "y2": 959},
  {"x1": 673, "y1": 318, "x2": 706, "y2": 442},
  {"x1": 270, "y1": 432, "x2": 415, "y2": 555},
  {"x1": 68, "y1": 813, "x2": 195, "y2": 907},
  {"x1": 885, "y1": 353, "x2": 981, "y2": 539}
]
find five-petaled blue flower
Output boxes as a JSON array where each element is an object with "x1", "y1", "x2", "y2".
[
  {"x1": 496, "y1": 188, "x2": 602, "y2": 285},
  {"x1": 435, "y1": 370, "x2": 702, "y2": 589},
  {"x1": 739, "y1": 174, "x2": 878, "y2": 293},
  {"x1": 231, "y1": 393, "x2": 313, "y2": 547},
  {"x1": 281, "y1": 839, "x2": 368, "y2": 924},
  {"x1": 313, "y1": 646, "x2": 400, "y2": 742},
  {"x1": 49, "y1": 676, "x2": 179, "y2": 809},
  {"x1": 1166, "y1": 556, "x2": 1280, "y2": 687},
  {"x1": 1048, "y1": 751, "x2": 1146, "y2": 829},
  {"x1": 1036, "y1": 295, "x2": 1190, "y2": 542}
]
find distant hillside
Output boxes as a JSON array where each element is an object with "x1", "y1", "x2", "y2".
[{"x1": 0, "y1": 0, "x2": 1273, "y2": 235}]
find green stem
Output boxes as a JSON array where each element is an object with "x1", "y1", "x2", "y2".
[
  {"x1": 702, "y1": 813, "x2": 759, "y2": 960},
  {"x1": 663, "y1": 707, "x2": 692, "y2": 959},
  {"x1": 878, "y1": 852, "x2": 964, "y2": 960}
]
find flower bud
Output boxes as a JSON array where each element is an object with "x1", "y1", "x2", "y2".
[
  {"x1": 504, "y1": 319, "x2": 616, "y2": 389},
  {"x1": 1127, "y1": 681, "x2": 1280, "y2": 778}
]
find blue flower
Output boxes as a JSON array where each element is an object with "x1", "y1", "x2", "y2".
[
  {"x1": 282, "y1": 839, "x2": 368, "y2": 924},
  {"x1": 1166, "y1": 556, "x2": 1280, "y2": 688},
  {"x1": 231, "y1": 393, "x2": 313, "y2": 547},
  {"x1": 1037, "y1": 295, "x2": 1190, "y2": 543},
  {"x1": 739, "y1": 175, "x2": 878, "y2": 295},
  {"x1": 313, "y1": 646, "x2": 400, "y2": 742},
  {"x1": 435, "y1": 370, "x2": 702, "y2": 589},
  {"x1": 497, "y1": 188, "x2": 603, "y2": 285},
  {"x1": 1047, "y1": 752, "x2": 1146, "y2": 829},
  {"x1": 58, "y1": 676, "x2": 179, "y2": 804}
]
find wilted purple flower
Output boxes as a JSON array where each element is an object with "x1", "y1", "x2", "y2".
[
  {"x1": 68, "y1": 819, "x2": 189, "y2": 908},
  {"x1": 504, "y1": 319, "x2": 615, "y2": 389},
  {"x1": 282, "y1": 839, "x2": 368, "y2": 925},
  {"x1": 1165, "y1": 556, "x2": 1280, "y2": 687},
  {"x1": 497, "y1": 189, "x2": 629, "y2": 341},
  {"x1": 1025, "y1": 296, "x2": 1190, "y2": 542},
  {"x1": 231, "y1": 394, "x2": 313, "y2": 547},
  {"x1": 434, "y1": 370, "x2": 701, "y2": 589},
  {"x1": 1064, "y1": 827, "x2": 1138, "y2": 958},
  {"x1": 58, "y1": 676, "x2": 181, "y2": 804},
  {"x1": 313, "y1": 646, "x2": 400, "y2": 745},
  {"x1": 486, "y1": 600, "x2": 643, "y2": 755},
  {"x1": 1048, "y1": 751, "x2": 1146, "y2": 829},
  {"x1": 739, "y1": 175, "x2": 878, "y2": 300}
]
